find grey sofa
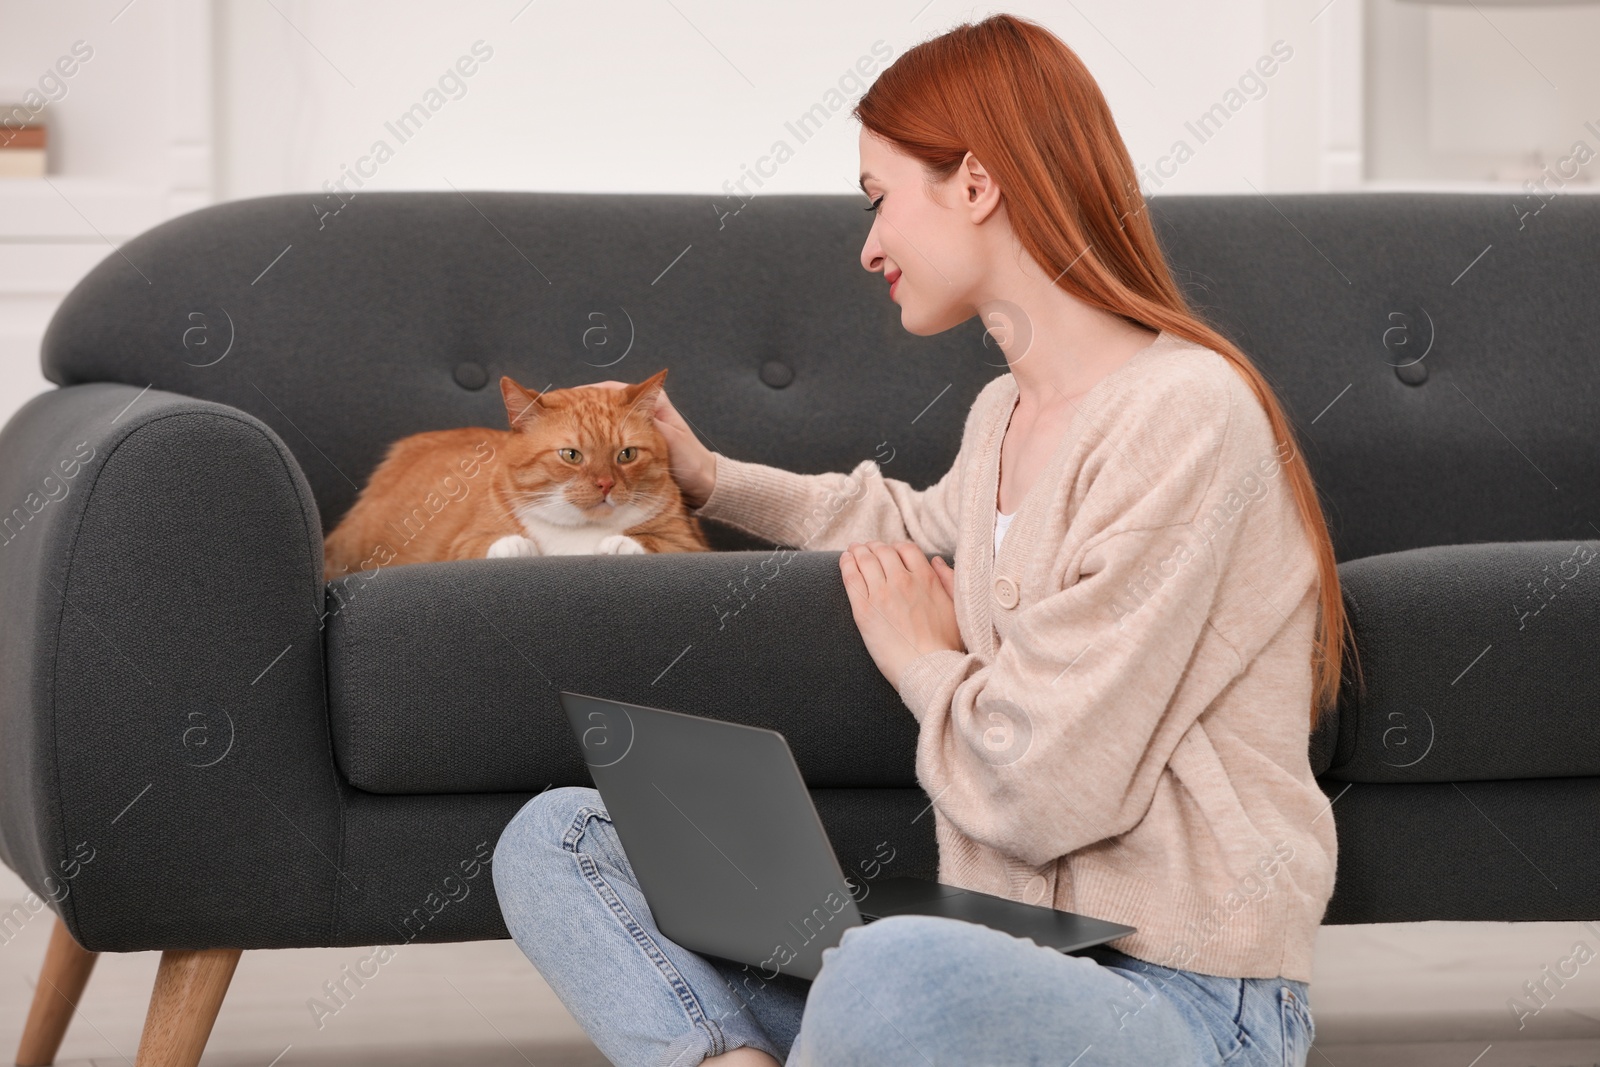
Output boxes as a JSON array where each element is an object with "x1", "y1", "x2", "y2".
[{"x1": 2, "y1": 189, "x2": 1596, "y2": 1064}]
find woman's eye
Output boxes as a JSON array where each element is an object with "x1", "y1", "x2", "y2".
[
  {"x1": 863, "y1": 196, "x2": 883, "y2": 214},
  {"x1": 617, "y1": 447, "x2": 637, "y2": 463},
  {"x1": 559, "y1": 448, "x2": 581, "y2": 463}
]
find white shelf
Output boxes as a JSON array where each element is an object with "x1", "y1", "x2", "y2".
[
  {"x1": 0, "y1": 243, "x2": 116, "y2": 293},
  {"x1": 0, "y1": 177, "x2": 172, "y2": 241},
  {"x1": 1358, "y1": 177, "x2": 1600, "y2": 194}
]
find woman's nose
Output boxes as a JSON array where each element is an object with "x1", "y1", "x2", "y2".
[{"x1": 861, "y1": 232, "x2": 883, "y2": 273}]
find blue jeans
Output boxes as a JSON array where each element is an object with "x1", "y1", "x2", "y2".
[{"x1": 493, "y1": 786, "x2": 1316, "y2": 1067}]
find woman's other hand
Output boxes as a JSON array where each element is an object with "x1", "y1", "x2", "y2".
[
  {"x1": 839, "y1": 541, "x2": 964, "y2": 690},
  {"x1": 592, "y1": 380, "x2": 717, "y2": 508}
]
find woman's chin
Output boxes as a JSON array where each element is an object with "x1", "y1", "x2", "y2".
[{"x1": 899, "y1": 303, "x2": 967, "y2": 337}]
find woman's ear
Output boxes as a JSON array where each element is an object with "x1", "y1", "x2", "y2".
[{"x1": 961, "y1": 150, "x2": 1002, "y2": 224}]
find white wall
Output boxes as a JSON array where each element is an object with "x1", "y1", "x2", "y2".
[
  {"x1": 3, "y1": 0, "x2": 1589, "y2": 429},
  {"x1": 1368, "y1": 0, "x2": 1600, "y2": 186},
  {"x1": 212, "y1": 0, "x2": 1294, "y2": 200}
]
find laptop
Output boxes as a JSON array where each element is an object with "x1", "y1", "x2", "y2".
[{"x1": 559, "y1": 690, "x2": 1137, "y2": 980}]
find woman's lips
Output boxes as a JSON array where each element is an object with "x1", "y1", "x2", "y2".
[{"x1": 887, "y1": 270, "x2": 901, "y2": 299}]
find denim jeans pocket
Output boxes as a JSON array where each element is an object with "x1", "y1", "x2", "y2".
[
  {"x1": 561, "y1": 799, "x2": 619, "y2": 860},
  {"x1": 1278, "y1": 984, "x2": 1314, "y2": 1066}
]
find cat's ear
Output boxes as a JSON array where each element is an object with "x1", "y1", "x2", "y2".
[
  {"x1": 500, "y1": 376, "x2": 546, "y2": 430},
  {"x1": 622, "y1": 369, "x2": 669, "y2": 419}
]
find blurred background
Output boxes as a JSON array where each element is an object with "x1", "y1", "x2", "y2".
[
  {"x1": 4, "y1": 0, "x2": 1600, "y2": 429},
  {"x1": 3, "y1": 1, "x2": 1600, "y2": 1064}
]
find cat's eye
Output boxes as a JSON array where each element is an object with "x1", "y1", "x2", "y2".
[
  {"x1": 558, "y1": 448, "x2": 582, "y2": 463},
  {"x1": 617, "y1": 447, "x2": 637, "y2": 463}
]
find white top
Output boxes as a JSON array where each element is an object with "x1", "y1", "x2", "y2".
[{"x1": 994, "y1": 507, "x2": 1016, "y2": 559}]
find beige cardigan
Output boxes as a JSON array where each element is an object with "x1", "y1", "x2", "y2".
[{"x1": 689, "y1": 330, "x2": 1337, "y2": 981}]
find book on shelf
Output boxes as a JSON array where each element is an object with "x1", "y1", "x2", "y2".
[{"x1": 0, "y1": 113, "x2": 46, "y2": 178}]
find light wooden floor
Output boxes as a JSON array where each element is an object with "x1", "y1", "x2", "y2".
[{"x1": 3, "y1": 867, "x2": 1597, "y2": 1066}]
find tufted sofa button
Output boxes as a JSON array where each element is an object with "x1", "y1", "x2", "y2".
[
  {"x1": 453, "y1": 361, "x2": 488, "y2": 390},
  {"x1": 1395, "y1": 360, "x2": 1428, "y2": 386},
  {"x1": 759, "y1": 360, "x2": 794, "y2": 388},
  {"x1": 993, "y1": 575, "x2": 1019, "y2": 609}
]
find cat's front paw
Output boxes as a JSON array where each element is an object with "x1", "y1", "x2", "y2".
[
  {"x1": 596, "y1": 534, "x2": 647, "y2": 555},
  {"x1": 486, "y1": 534, "x2": 541, "y2": 558}
]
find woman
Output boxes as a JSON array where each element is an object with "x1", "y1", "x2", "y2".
[{"x1": 493, "y1": 13, "x2": 1350, "y2": 1066}]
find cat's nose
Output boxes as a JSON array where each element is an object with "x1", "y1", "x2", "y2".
[{"x1": 595, "y1": 477, "x2": 615, "y2": 496}]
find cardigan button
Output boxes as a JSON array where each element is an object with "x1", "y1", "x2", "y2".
[
  {"x1": 993, "y1": 575, "x2": 1020, "y2": 609},
  {"x1": 1024, "y1": 874, "x2": 1048, "y2": 904}
]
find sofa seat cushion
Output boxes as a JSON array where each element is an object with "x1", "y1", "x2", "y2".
[
  {"x1": 1326, "y1": 541, "x2": 1600, "y2": 782},
  {"x1": 325, "y1": 551, "x2": 923, "y2": 794}
]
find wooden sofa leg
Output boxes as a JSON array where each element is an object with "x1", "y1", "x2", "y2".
[
  {"x1": 16, "y1": 916, "x2": 100, "y2": 1067},
  {"x1": 132, "y1": 946, "x2": 242, "y2": 1067}
]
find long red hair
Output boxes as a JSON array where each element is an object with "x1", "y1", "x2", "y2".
[{"x1": 854, "y1": 14, "x2": 1358, "y2": 730}]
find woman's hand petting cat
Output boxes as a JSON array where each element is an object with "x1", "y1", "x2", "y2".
[
  {"x1": 839, "y1": 541, "x2": 965, "y2": 690},
  {"x1": 592, "y1": 380, "x2": 717, "y2": 508}
]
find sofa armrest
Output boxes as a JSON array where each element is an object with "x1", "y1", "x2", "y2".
[
  {"x1": 1326, "y1": 540, "x2": 1600, "y2": 783},
  {"x1": 0, "y1": 384, "x2": 344, "y2": 952}
]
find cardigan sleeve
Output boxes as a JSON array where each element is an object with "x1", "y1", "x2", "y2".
[
  {"x1": 686, "y1": 441, "x2": 967, "y2": 557},
  {"x1": 893, "y1": 373, "x2": 1262, "y2": 867},
  {"x1": 685, "y1": 375, "x2": 1012, "y2": 555}
]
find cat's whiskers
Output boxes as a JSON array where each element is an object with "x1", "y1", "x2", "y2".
[
  {"x1": 503, "y1": 489, "x2": 575, "y2": 511},
  {"x1": 507, "y1": 485, "x2": 600, "y2": 530}
]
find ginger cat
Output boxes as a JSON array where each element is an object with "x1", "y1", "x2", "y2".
[{"x1": 323, "y1": 369, "x2": 709, "y2": 581}]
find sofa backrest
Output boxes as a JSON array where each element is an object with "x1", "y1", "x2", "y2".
[{"x1": 40, "y1": 191, "x2": 1599, "y2": 559}]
